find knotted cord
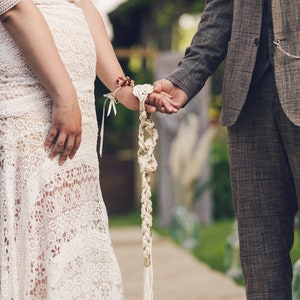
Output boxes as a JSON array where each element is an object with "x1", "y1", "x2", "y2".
[
  {"x1": 133, "y1": 84, "x2": 158, "y2": 300},
  {"x1": 101, "y1": 83, "x2": 158, "y2": 299}
]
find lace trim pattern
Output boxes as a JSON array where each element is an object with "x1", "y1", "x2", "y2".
[{"x1": 0, "y1": 0, "x2": 20, "y2": 15}]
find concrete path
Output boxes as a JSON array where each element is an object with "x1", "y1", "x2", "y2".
[{"x1": 110, "y1": 227, "x2": 246, "y2": 300}]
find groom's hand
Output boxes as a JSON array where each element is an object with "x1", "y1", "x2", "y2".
[
  {"x1": 147, "y1": 79, "x2": 188, "y2": 113},
  {"x1": 147, "y1": 91, "x2": 178, "y2": 114}
]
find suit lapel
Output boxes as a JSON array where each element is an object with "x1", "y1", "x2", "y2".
[
  {"x1": 233, "y1": 0, "x2": 263, "y2": 35},
  {"x1": 272, "y1": 0, "x2": 300, "y2": 37}
]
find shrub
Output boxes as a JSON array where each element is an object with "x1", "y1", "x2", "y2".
[{"x1": 209, "y1": 126, "x2": 234, "y2": 220}]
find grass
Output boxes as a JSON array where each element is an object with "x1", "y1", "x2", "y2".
[
  {"x1": 109, "y1": 210, "x2": 141, "y2": 227},
  {"x1": 292, "y1": 227, "x2": 300, "y2": 265},
  {"x1": 109, "y1": 210, "x2": 300, "y2": 284},
  {"x1": 191, "y1": 219, "x2": 234, "y2": 272}
]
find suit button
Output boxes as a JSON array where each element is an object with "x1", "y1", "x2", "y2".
[{"x1": 254, "y1": 38, "x2": 259, "y2": 46}]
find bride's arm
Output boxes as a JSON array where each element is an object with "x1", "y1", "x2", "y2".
[
  {"x1": 77, "y1": 0, "x2": 143, "y2": 111},
  {"x1": 1, "y1": 0, "x2": 77, "y2": 107},
  {"x1": 1, "y1": 0, "x2": 82, "y2": 164},
  {"x1": 77, "y1": 0, "x2": 177, "y2": 114}
]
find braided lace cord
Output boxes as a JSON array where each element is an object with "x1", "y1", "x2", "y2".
[{"x1": 133, "y1": 84, "x2": 158, "y2": 300}]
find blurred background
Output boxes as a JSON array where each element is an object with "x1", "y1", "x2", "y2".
[{"x1": 92, "y1": 0, "x2": 300, "y2": 292}]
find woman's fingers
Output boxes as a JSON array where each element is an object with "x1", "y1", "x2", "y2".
[
  {"x1": 69, "y1": 134, "x2": 81, "y2": 160},
  {"x1": 45, "y1": 102, "x2": 82, "y2": 164},
  {"x1": 48, "y1": 131, "x2": 67, "y2": 160},
  {"x1": 57, "y1": 135, "x2": 75, "y2": 165},
  {"x1": 45, "y1": 127, "x2": 81, "y2": 165},
  {"x1": 44, "y1": 127, "x2": 58, "y2": 151}
]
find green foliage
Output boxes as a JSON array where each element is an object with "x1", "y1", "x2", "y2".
[
  {"x1": 209, "y1": 127, "x2": 234, "y2": 220},
  {"x1": 156, "y1": 3, "x2": 177, "y2": 28},
  {"x1": 209, "y1": 60, "x2": 226, "y2": 122},
  {"x1": 292, "y1": 215, "x2": 300, "y2": 265},
  {"x1": 109, "y1": 210, "x2": 142, "y2": 227},
  {"x1": 153, "y1": 0, "x2": 205, "y2": 32},
  {"x1": 192, "y1": 219, "x2": 234, "y2": 272},
  {"x1": 109, "y1": 0, "x2": 205, "y2": 50},
  {"x1": 192, "y1": 220, "x2": 299, "y2": 286},
  {"x1": 209, "y1": 94, "x2": 222, "y2": 123}
]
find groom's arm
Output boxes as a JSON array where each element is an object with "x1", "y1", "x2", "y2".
[{"x1": 167, "y1": 0, "x2": 233, "y2": 102}]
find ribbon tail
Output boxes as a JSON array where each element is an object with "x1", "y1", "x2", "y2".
[
  {"x1": 100, "y1": 96, "x2": 118, "y2": 157},
  {"x1": 107, "y1": 98, "x2": 117, "y2": 117},
  {"x1": 99, "y1": 106, "x2": 106, "y2": 157}
]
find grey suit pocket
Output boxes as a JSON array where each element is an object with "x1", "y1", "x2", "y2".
[{"x1": 273, "y1": 38, "x2": 300, "y2": 60}]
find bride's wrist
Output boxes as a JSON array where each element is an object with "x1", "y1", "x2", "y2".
[
  {"x1": 105, "y1": 76, "x2": 135, "y2": 104},
  {"x1": 53, "y1": 101, "x2": 78, "y2": 111},
  {"x1": 111, "y1": 76, "x2": 134, "y2": 98}
]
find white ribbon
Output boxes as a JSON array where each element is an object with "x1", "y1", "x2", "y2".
[{"x1": 99, "y1": 91, "x2": 119, "y2": 157}]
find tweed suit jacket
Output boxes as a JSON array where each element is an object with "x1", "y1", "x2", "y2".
[{"x1": 167, "y1": 0, "x2": 300, "y2": 126}]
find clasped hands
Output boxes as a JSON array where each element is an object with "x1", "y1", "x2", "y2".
[
  {"x1": 145, "y1": 79, "x2": 188, "y2": 114},
  {"x1": 44, "y1": 79, "x2": 188, "y2": 165}
]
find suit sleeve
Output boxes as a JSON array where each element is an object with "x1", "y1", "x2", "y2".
[
  {"x1": 0, "y1": 0, "x2": 21, "y2": 15},
  {"x1": 167, "y1": 0, "x2": 233, "y2": 100}
]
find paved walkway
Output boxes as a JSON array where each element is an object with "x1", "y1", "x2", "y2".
[{"x1": 110, "y1": 227, "x2": 246, "y2": 300}]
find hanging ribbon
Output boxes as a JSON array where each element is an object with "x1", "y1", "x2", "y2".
[{"x1": 99, "y1": 91, "x2": 119, "y2": 157}]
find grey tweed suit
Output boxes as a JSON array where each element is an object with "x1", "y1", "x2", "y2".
[
  {"x1": 167, "y1": 0, "x2": 300, "y2": 299},
  {"x1": 169, "y1": 0, "x2": 300, "y2": 126}
]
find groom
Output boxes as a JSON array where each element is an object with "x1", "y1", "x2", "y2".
[{"x1": 150, "y1": 0, "x2": 300, "y2": 299}]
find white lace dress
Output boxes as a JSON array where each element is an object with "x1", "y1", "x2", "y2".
[{"x1": 0, "y1": 0, "x2": 124, "y2": 299}]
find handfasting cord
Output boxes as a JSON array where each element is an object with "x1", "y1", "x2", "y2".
[
  {"x1": 133, "y1": 84, "x2": 158, "y2": 300},
  {"x1": 102, "y1": 80, "x2": 158, "y2": 300}
]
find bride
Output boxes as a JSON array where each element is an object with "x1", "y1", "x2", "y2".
[{"x1": 0, "y1": 0, "x2": 173, "y2": 298}]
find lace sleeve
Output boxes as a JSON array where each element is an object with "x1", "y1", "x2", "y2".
[{"x1": 0, "y1": 0, "x2": 20, "y2": 15}]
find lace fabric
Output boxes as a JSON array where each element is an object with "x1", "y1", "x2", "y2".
[
  {"x1": 0, "y1": 1, "x2": 124, "y2": 299},
  {"x1": 0, "y1": 0, "x2": 20, "y2": 15}
]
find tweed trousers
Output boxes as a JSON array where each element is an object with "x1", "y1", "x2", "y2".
[{"x1": 228, "y1": 66, "x2": 299, "y2": 300}]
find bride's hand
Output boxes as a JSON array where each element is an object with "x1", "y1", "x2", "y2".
[{"x1": 44, "y1": 102, "x2": 82, "y2": 165}]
